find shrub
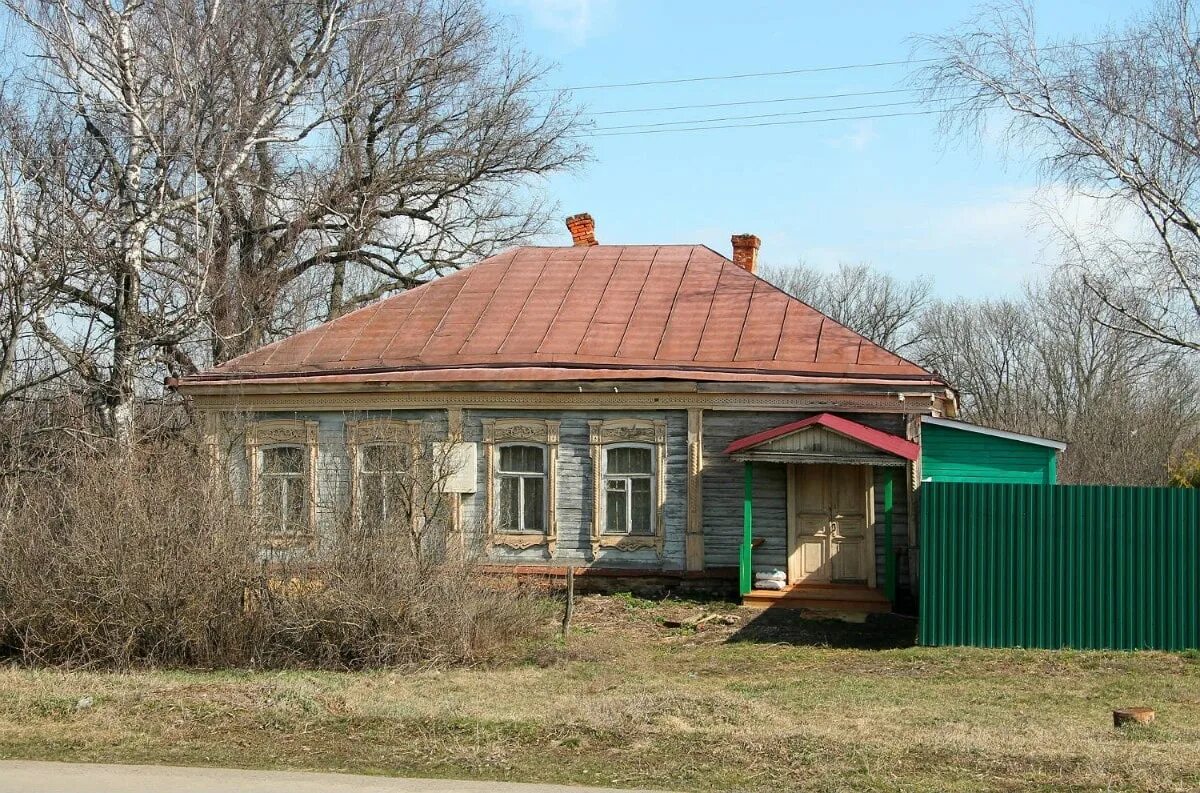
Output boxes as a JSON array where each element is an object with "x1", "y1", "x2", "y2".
[{"x1": 0, "y1": 442, "x2": 544, "y2": 669}]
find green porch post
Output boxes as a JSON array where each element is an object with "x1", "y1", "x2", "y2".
[
  {"x1": 884, "y1": 467, "x2": 896, "y2": 603},
  {"x1": 740, "y1": 461, "x2": 753, "y2": 597}
]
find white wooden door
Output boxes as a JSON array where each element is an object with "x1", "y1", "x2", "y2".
[{"x1": 788, "y1": 464, "x2": 874, "y2": 585}]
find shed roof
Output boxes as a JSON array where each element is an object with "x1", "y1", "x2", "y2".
[
  {"x1": 921, "y1": 416, "x2": 1066, "y2": 451},
  {"x1": 182, "y1": 245, "x2": 943, "y2": 388}
]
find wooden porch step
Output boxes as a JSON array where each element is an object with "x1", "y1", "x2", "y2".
[{"x1": 743, "y1": 584, "x2": 891, "y2": 613}]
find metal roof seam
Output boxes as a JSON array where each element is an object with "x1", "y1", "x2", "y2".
[
  {"x1": 612, "y1": 245, "x2": 659, "y2": 356},
  {"x1": 770, "y1": 298, "x2": 790, "y2": 361},
  {"x1": 533, "y1": 244, "x2": 588, "y2": 356},
  {"x1": 690, "y1": 261, "x2": 733, "y2": 362},
  {"x1": 649, "y1": 247, "x2": 693, "y2": 360},
  {"x1": 412, "y1": 267, "x2": 472, "y2": 360},
  {"x1": 572, "y1": 246, "x2": 621, "y2": 357},
  {"x1": 452, "y1": 254, "x2": 513, "y2": 357},
  {"x1": 492, "y1": 248, "x2": 554, "y2": 357}
]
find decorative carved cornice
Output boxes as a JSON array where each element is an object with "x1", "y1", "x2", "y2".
[
  {"x1": 192, "y1": 390, "x2": 942, "y2": 415},
  {"x1": 348, "y1": 417, "x2": 421, "y2": 446},
  {"x1": 483, "y1": 418, "x2": 557, "y2": 444}
]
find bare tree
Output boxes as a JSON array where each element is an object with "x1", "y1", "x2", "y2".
[
  {"x1": 180, "y1": 0, "x2": 584, "y2": 364},
  {"x1": 920, "y1": 0, "x2": 1200, "y2": 353},
  {"x1": 763, "y1": 261, "x2": 933, "y2": 351},
  {"x1": 0, "y1": 140, "x2": 59, "y2": 405},
  {"x1": 0, "y1": 0, "x2": 583, "y2": 443},
  {"x1": 918, "y1": 275, "x2": 1199, "y2": 484}
]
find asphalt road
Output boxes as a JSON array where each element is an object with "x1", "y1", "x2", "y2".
[{"x1": 0, "y1": 762, "x2": 672, "y2": 793}]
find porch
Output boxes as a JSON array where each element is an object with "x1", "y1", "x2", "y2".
[{"x1": 723, "y1": 413, "x2": 919, "y2": 611}]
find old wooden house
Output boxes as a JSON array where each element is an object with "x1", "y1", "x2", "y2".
[{"x1": 176, "y1": 214, "x2": 959, "y2": 609}]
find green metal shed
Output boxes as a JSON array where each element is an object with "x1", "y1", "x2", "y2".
[{"x1": 920, "y1": 416, "x2": 1065, "y2": 485}]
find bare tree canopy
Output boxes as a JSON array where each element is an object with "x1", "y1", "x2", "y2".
[
  {"x1": 762, "y1": 261, "x2": 933, "y2": 352},
  {"x1": 920, "y1": 0, "x2": 1200, "y2": 353},
  {"x1": 0, "y1": 0, "x2": 584, "y2": 443},
  {"x1": 919, "y1": 275, "x2": 1199, "y2": 484}
]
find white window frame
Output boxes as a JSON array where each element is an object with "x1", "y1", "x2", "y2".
[
  {"x1": 347, "y1": 418, "x2": 422, "y2": 528},
  {"x1": 245, "y1": 419, "x2": 319, "y2": 548},
  {"x1": 588, "y1": 418, "x2": 668, "y2": 556},
  {"x1": 482, "y1": 418, "x2": 560, "y2": 553},
  {"x1": 259, "y1": 444, "x2": 308, "y2": 536},
  {"x1": 602, "y1": 442, "x2": 657, "y2": 537},
  {"x1": 495, "y1": 442, "x2": 548, "y2": 534}
]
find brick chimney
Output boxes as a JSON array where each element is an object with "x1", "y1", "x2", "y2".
[
  {"x1": 731, "y1": 234, "x2": 760, "y2": 274},
  {"x1": 565, "y1": 213, "x2": 598, "y2": 246}
]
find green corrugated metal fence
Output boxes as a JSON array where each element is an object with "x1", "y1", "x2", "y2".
[{"x1": 919, "y1": 482, "x2": 1200, "y2": 650}]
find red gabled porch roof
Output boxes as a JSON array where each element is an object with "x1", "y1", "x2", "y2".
[{"x1": 723, "y1": 413, "x2": 919, "y2": 461}]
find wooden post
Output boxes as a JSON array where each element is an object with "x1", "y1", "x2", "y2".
[
  {"x1": 561, "y1": 566, "x2": 575, "y2": 637},
  {"x1": 740, "y1": 462, "x2": 753, "y2": 597}
]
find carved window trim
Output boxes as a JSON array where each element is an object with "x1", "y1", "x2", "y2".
[
  {"x1": 246, "y1": 419, "x2": 319, "y2": 549},
  {"x1": 346, "y1": 418, "x2": 423, "y2": 528},
  {"x1": 589, "y1": 419, "x2": 668, "y2": 555},
  {"x1": 483, "y1": 418, "x2": 559, "y2": 553}
]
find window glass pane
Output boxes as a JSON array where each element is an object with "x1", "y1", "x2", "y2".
[
  {"x1": 262, "y1": 446, "x2": 303, "y2": 474},
  {"x1": 499, "y1": 444, "x2": 544, "y2": 473},
  {"x1": 498, "y1": 476, "x2": 520, "y2": 531},
  {"x1": 523, "y1": 476, "x2": 545, "y2": 531},
  {"x1": 262, "y1": 477, "x2": 285, "y2": 528},
  {"x1": 607, "y1": 446, "x2": 651, "y2": 475},
  {"x1": 360, "y1": 471, "x2": 385, "y2": 524},
  {"x1": 362, "y1": 443, "x2": 411, "y2": 474},
  {"x1": 630, "y1": 478, "x2": 653, "y2": 535},
  {"x1": 284, "y1": 477, "x2": 305, "y2": 531},
  {"x1": 606, "y1": 487, "x2": 627, "y2": 534}
]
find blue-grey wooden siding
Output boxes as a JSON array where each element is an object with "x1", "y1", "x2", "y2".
[
  {"x1": 224, "y1": 407, "x2": 910, "y2": 585},
  {"x1": 460, "y1": 409, "x2": 689, "y2": 569}
]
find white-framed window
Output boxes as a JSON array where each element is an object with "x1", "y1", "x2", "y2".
[
  {"x1": 496, "y1": 443, "x2": 547, "y2": 533},
  {"x1": 357, "y1": 442, "x2": 414, "y2": 526},
  {"x1": 246, "y1": 419, "x2": 318, "y2": 547},
  {"x1": 259, "y1": 444, "x2": 308, "y2": 536},
  {"x1": 603, "y1": 444, "x2": 655, "y2": 536},
  {"x1": 588, "y1": 418, "x2": 667, "y2": 555}
]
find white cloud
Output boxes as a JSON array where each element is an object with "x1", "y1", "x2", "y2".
[
  {"x1": 505, "y1": 0, "x2": 606, "y2": 46},
  {"x1": 785, "y1": 186, "x2": 1071, "y2": 297},
  {"x1": 827, "y1": 120, "x2": 878, "y2": 152}
]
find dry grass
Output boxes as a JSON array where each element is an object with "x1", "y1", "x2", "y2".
[{"x1": 0, "y1": 594, "x2": 1197, "y2": 792}]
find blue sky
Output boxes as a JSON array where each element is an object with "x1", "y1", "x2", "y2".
[{"x1": 490, "y1": 0, "x2": 1149, "y2": 297}]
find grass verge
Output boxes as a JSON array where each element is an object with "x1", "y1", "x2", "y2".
[{"x1": 1, "y1": 594, "x2": 1197, "y2": 792}]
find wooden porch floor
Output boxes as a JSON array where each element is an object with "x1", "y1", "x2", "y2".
[{"x1": 743, "y1": 583, "x2": 892, "y2": 613}]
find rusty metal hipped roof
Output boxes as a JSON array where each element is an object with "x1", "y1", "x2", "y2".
[{"x1": 184, "y1": 245, "x2": 942, "y2": 387}]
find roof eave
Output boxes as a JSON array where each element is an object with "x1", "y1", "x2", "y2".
[{"x1": 921, "y1": 416, "x2": 1067, "y2": 451}]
